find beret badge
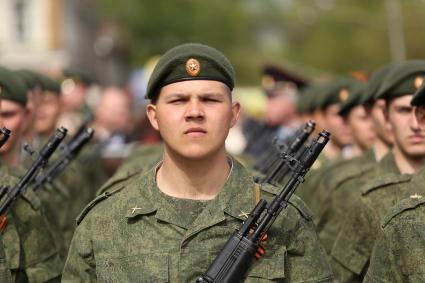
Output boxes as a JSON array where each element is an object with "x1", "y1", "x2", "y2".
[
  {"x1": 415, "y1": 76, "x2": 424, "y2": 90},
  {"x1": 339, "y1": 88, "x2": 349, "y2": 102},
  {"x1": 186, "y1": 58, "x2": 201, "y2": 77}
]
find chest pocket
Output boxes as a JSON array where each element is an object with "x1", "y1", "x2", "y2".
[
  {"x1": 245, "y1": 246, "x2": 286, "y2": 282},
  {"x1": 96, "y1": 252, "x2": 169, "y2": 283}
]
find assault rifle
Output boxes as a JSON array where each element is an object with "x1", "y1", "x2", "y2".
[
  {"x1": 254, "y1": 122, "x2": 314, "y2": 176},
  {"x1": 0, "y1": 127, "x2": 67, "y2": 231},
  {"x1": 196, "y1": 130, "x2": 330, "y2": 283},
  {"x1": 0, "y1": 128, "x2": 11, "y2": 149},
  {"x1": 261, "y1": 121, "x2": 315, "y2": 185},
  {"x1": 32, "y1": 127, "x2": 94, "y2": 190}
]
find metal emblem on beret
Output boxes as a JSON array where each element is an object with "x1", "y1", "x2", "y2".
[
  {"x1": 262, "y1": 75, "x2": 275, "y2": 91},
  {"x1": 414, "y1": 76, "x2": 424, "y2": 89},
  {"x1": 186, "y1": 58, "x2": 201, "y2": 77},
  {"x1": 339, "y1": 88, "x2": 349, "y2": 102}
]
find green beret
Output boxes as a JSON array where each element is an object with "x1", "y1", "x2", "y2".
[
  {"x1": 0, "y1": 66, "x2": 28, "y2": 106},
  {"x1": 315, "y1": 77, "x2": 359, "y2": 110},
  {"x1": 338, "y1": 82, "x2": 367, "y2": 116},
  {"x1": 15, "y1": 69, "x2": 41, "y2": 90},
  {"x1": 375, "y1": 60, "x2": 425, "y2": 100},
  {"x1": 146, "y1": 43, "x2": 235, "y2": 100},
  {"x1": 63, "y1": 68, "x2": 93, "y2": 86},
  {"x1": 38, "y1": 74, "x2": 61, "y2": 94},
  {"x1": 360, "y1": 63, "x2": 397, "y2": 104},
  {"x1": 297, "y1": 84, "x2": 319, "y2": 114},
  {"x1": 411, "y1": 82, "x2": 425, "y2": 106}
]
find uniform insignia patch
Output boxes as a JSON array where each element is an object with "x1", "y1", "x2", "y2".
[
  {"x1": 410, "y1": 193, "x2": 422, "y2": 199},
  {"x1": 186, "y1": 58, "x2": 201, "y2": 77},
  {"x1": 131, "y1": 206, "x2": 142, "y2": 214},
  {"x1": 238, "y1": 211, "x2": 249, "y2": 219}
]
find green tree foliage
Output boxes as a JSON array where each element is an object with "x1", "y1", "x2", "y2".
[{"x1": 95, "y1": 0, "x2": 425, "y2": 84}]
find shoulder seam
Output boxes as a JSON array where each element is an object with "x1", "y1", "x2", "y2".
[
  {"x1": 76, "y1": 185, "x2": 125, "y2": 225},
  {"x1": 382, "y1": 198, "x2": 425, "y2": 227},
  {"x1": 361, "y1": 174, "x2": 411, "y2": 196}
]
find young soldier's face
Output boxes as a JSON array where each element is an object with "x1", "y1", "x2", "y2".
[
  {"x1": 346, "y1": 105, "x2": 376, "y2": 150},
  {"x1": 386, "y1": 95, "x2": 425, "y2": 158},
  {"x1": 147, "y1": 80, "x2": 240, "y2": 159},
  {"x1": 370, "y1": 99, "x2": 393, "y2": 145},
  {"x1": 322, "y1": 104, "x2": 353, "y2": 147},
  {"x1": 0, "y1": 100, "x2": 29, "y2": 154},
  {"x1": 35, "y1": 92, "x2": 61, "y2": 135}
]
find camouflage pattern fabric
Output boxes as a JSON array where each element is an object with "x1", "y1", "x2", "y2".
[
  {"x1": 96, "y1": 143, "x2": 163, "y2": 196},
  {"x1": 364, "y1": 196, "x2": 425, "y2": 283},
  {"x1": 329, "y1": 152, "x2": 423, "y2": 283},
  {"x1": 296, "y1": 153, "x2": 334, "y2": 209},
  {"x1": 0, "y1": 233, "x2": 12, "y2": 283},
  {"x1": 314, "y1": 149, "x2": 377, "y2": 253},
  {"x1": 0, "y1": 166, "x2": 63, "y2": 282},
  {"x1": 63, "y1": 158, "x2": 335, "y2": 282}
]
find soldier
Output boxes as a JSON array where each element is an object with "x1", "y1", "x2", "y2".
[
  {"x1": 14, "y1": 69, "x2": 44, "y2": 147},
  {"x1": 28, "y1": 72, "x2": 87, "y2": 255},
  {"x1": 363, "y1": 78, "x2": 425, "y2": 283},
  {"x1": 62, "y1": 43, "x2": 334, "y2": 282},
  {"x1": 0, "y1": 66, "x2": 63, "y2": 282},
  {"x1": 310, "y1": 64, "x2": 396, "y2": 253},
  {"x1": 243, "y1": 65, "x2": 307, "y2": 160},
  {"x1": 330, "y1": 60, "x2": 425, "y2": 282},
  {"x1": 363, "y1": 195, "x2": 425, "y2": 283},
  {"x1": 338, "y1": 82, "x2": 376, "y2": 158},
  {"x1": 297, "y1": 77, "x2": 357, "y2": 207}
]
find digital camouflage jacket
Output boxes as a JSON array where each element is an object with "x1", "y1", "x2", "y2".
[{"x1": 63, "y1": 158, "x2": 334, "y2": 282}]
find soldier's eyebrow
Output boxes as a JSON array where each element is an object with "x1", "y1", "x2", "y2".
[
  {"x1": 165, "y1": 93, "x2": 189, "y2": 100},
  {"x1": 200, "y1": 92, "x2": 225, "y2": 99}
]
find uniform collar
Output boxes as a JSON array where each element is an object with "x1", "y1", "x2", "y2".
[
  {"x1": 379, "y1": 150, "x2": 400, "y2": 174},
  {"x1": 125, "y1": 157, "x2": 257, "y2": 227}
]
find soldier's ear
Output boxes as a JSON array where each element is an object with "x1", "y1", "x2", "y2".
[
  {"x1": 146, "y1": 104, "x2": 159, "y2": 131},
  {"x1": 383, "y1": 107, "x2": 393, "y2": 132},
  {"x1": 230, "y1": 101, "x2": 241, "y2": 128}
]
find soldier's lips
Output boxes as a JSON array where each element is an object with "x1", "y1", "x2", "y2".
[
  {"x1": 407, "y1": 135, "x2": 425, "y2": 143},
  {"x1": 184, "y1": 127, "x2": 207, "y2": 136}
]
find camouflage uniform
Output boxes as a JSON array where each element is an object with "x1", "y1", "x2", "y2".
[
  {"x1": 364, "y1": 196, "x2": 425, "y2": 283},
  {"x1": 0, "y1": 166, "x2": 63, "y2": 282},
  {"x1": 63, "y1": 158, "x2": 335, "y2": 282},
  {"x1": 96, "y1": 143, "x2": 163, "y2": 196},
  {"x1": 0, "y1": 233, "x2": 12, "y2": 283},
  {"x1": 314, "y1": 149, "x2": 377, "y2": 253},
  {"x1": 329, "y1": 152, "x2": 422, "y2": 283},
  {"x1": 297, "y1": 153, "x2": 333, "y2": 209}
]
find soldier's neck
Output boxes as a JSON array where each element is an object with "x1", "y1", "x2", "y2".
[
  {"x1": 322, "y1": 140, "x2": 341, "y2": 161},
  {"x1": 393, "y1": 146, "x2": 425, "y2": 174},
  {"x1": 0, "y1": 144, "x2": 21, "y2": 168},
  {"x1": 373, "y1": 137, "x2": 391, "y2": 161},
  {"x1": 156, "y1": 148, "x2": 231, "y2": 200}
]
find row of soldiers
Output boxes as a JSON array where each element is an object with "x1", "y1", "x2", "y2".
[
  {"x1": 247, "y1": 60, "x2": 425, "y2": 282},
  {"x1": 0, "y1": 66, "x2": 107, "y2": 282}
]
